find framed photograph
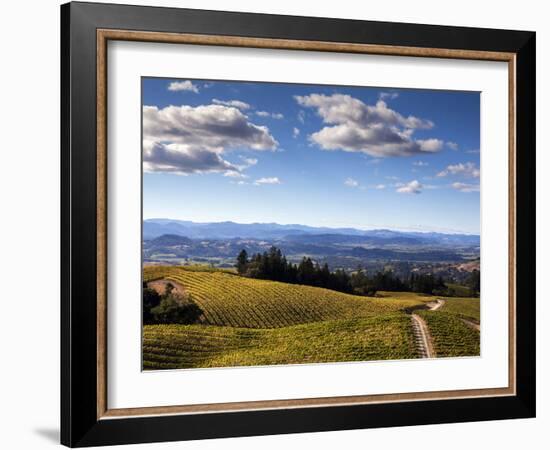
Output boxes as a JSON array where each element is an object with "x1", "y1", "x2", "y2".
[{"x1": 61, "y1": 2, "x2": 536, "y2": 447}]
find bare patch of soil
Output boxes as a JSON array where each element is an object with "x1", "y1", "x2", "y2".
[{"x1": 147, "y1": 279, "x2": 187, "y2": 297}]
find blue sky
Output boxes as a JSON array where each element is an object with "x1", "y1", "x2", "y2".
[{"x1": 142, "y1": 78, "x2": 480, "y2": 234}]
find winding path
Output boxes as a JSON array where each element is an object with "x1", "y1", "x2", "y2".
[
  {"x1": 411, "y1": 314, "x2": 435, "y2": 358},
  {"x1": 409, "y1": 299, "x2": 443, "y2": 358}
]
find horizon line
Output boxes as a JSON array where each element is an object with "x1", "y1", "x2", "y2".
[{"x1": 143, "y1": 217, "x2": 480, "y2": 236}]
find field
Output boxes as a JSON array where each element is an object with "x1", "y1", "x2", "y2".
[
  {"x1": 143, "y1": 266, "x2": 480, "y2": 369},
  {"x1": 445, "y1": 283, "x2": 473, "y2": 297},
  {"x1": 440, "y1": 297, "x2": 480, "y2": 323},
  {"x1": 143, "y1": 315, "x2": 416, "y2": 370},
  {"x1": 416, "y1": 310, "x2": 480, "y2": 357},
  {"x1": 143, "y1": 266, "x2": 427, "y2": 328}
]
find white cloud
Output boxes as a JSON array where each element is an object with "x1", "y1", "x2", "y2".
[
  {"x1": 254, "y1": 177, "x2": 281, "y2": 185},
  {"x1": 396, "y1": 180, "x2": 423, "y2": 194},
  {"x1": 240, "y1": 157, "x2": 258, "y2": 167},
  {"x1": 446, "y1": 141, "x2": 459, "y2": 151},
  {"x1": 344, "y1": 177, "x2": 360, "y2": 188},
  {"x1": 143, "y1": 104, "x2": 277, "y2": 175},
  {"x1": 437, "y1": 162, "x2": 480, "y2": 178},
  {"x1": 167, "y1": 80, "x2": 199, "y2": 93},
  {"x1": 293, "y1": 127, "x2": 300, "y2": 138},
  {"x1": 413, "y1": 161, "x2": 429, "y2": 167},
  {"x1": 374, "y1": 184, "x2": 386, "y2": 190},
  {"x1": 212, "y1": 99, "x2": 251, "y2": 110},
  {"x1": 466, "y1": 149, "x2": 480, "y2": 154},
  {"x1": 256, "y1": 111, "x2": 284, "y2": 119},
  {"x1": 298, "y1": 110, "x2": 306, "y2": 123},
  {"x1": 224, "y1": 170, "x2": 248, "y2": 179},
  {"x1": 294, "y1": 94, "x2": 443, "y2": 157},
  {"x1": 379, "y1": 92, "x2": 399, "y2": 101},
  {"x1": 417, "y1": 139, "x2": 444, "y2": 152},
  {"x1": 452, "y1": 182, "x2": 480, "y2": 193}
]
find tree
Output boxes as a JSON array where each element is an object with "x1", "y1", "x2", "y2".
[
  {"x1": 150, "y1": 293, "x2": 203, "y2": 324},
  {"x1": 468, "y1": 269, "x2": 480, "y2": 296},
  {"x1": 142, "y1": 283, "x2": 161, "y2": 324},
  {"x1": 236, "y1": 249, "x2": 249, "y2": 274},
  {"x1": 144, "y1": 282, "x2": 203, "y2": 325}
]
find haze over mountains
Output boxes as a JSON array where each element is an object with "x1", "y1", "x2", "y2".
[
  {"x1": 143, "y1": 219, "x2": 480, "y2": 272},
  {"x1": 143, "y1": 218, "x2": 480, "y2": 246}
]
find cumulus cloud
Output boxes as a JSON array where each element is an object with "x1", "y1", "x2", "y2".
[
  {"x1": 437, "y1": 162, "x2": 480, "y2": 178},
  {"x1": 344, "y1": 177, "x2": 360, "y2": 187},
  {"x1": 212, "y1": 99, "x2": 251, "y2": 110},
  {"x1": 294, "y1": 94, "x2": 442, "y2": 157},
  {"x1": 451, "y1": 182, "x2": 480, "y2": 193},
  {"x1": 143, "y1": 104, "x2": 277, "y2": 175},
  {"x1": 297, "y1": 110, "x2": 306, "y2": 123},
  {"x1": 293, "y1": 127, "x2": 300, "y2": 138},
  {"x1": 254, "y1": 177, "x2": 281, "y2": 185},
  {"x1": 167, "y1": 80, "x2": 199, "y2": 93},
  {"x1": 396, "y1": 180, "x2": 423, "y2": 194},
  {"x1": 143, "y1": 142, "x2": 238, "y2": 175},
  {"x1": 256, "y1": 111, "x2": 284, "y2": 119}
]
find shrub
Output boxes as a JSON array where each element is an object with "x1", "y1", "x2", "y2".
[
  {"x1": 150, "y1": 292, "x2": 203, "y2": 325},
  {"x1": 143, "y1": 286, "x2": 161, "y2": 324}
]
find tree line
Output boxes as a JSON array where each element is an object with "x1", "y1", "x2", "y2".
[{"x1": 236, "y1": 247, "x2": 479, "y2": 297}]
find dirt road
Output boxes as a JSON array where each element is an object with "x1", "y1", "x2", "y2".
[{"x1": 411, "y1": 313, "x2": 435, "y2": 358}]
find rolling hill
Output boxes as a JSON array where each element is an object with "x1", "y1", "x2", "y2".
[
  {"x1": 143, "y1": 315, "x2": 416, "y2": 370},
  {"x1": 143, "y1": 266, "x2": 479, "y2": 370},
  {"x1": 143, "y1": 266, "x2": 430, "y2": 328}
]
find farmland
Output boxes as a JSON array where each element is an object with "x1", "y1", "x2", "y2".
[
  {"x1": 440, "y1": 297, "x2": 480, "y2": 323},
  {"x1": 143, "y1": 266, "x2": 427, "y2": 329},
  {"x1": 143, "y1": 265, "x2": 480, "y2": 370},
  {"x1": 143, "y1": 315, "x2": 416, "y2": 370},
  {"x1": 416, "y1": 310, "x2": 480, "y2": 357}
]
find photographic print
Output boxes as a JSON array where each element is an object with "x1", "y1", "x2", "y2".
[{"x1": 141, "y1": 77, "x2": 481, "y2": 371}]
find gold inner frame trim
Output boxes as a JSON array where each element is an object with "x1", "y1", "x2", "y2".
[{"x1": 96, "y1": 29, "x2": 517, "y2": 420}]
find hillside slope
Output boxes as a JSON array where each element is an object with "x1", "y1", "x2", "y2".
[
  {"x1": 143, "y1": 314, "x2": 416, "y2": 370},
  {"x1": 144, "y1": 266, "x2": 427, "y2": 328}
]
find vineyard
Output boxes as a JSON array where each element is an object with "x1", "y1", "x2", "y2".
[
  {"x1": 142, "y1": 266, "x2": 480, "y2": 369},
  {"x1": 143, "y1": 266, "x2": 427, "y2": 329},
  {"x1": 143, "y1": 314, "x2": 416, "y2": 369},
  {"x1": 440, "y1": 297, "x2": 480, "y2": 323},
  {"x1": 416, "y1": 310, "x2": 480, "y2": 357}
]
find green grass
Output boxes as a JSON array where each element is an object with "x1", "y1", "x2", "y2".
[
  {"x1": 440, "y1": 297, "x2": 480, "y2": 322},
  {"x1": 417, "y1": 310, "x2": 480, "y2": 357},
  {"x1": 144, "y1": 266, "x2": 427, "y2": 329},
  {"x1": 143, "y1": 314, "x2": 417, "y2": 370},
  {"x1": 444, "y1": 283, "x2": 473, "y2": 297}
]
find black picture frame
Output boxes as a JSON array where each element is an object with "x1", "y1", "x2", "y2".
[{"x1": 61, "y1": 1, "x2": 536, "y2": 447}]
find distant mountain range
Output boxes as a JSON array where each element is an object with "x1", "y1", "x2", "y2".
[{"x1": 143, "y1": 218, "x2": 480, "y2": 247}]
